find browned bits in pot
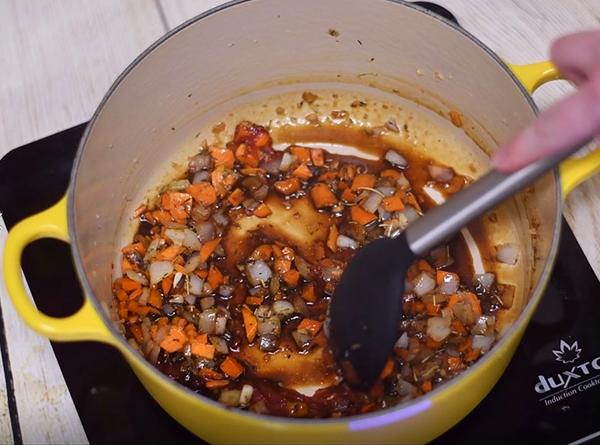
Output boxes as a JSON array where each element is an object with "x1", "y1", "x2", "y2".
[
  {"x1": 276, "y1": 106, "x2": 285, "y2": 116},
  {"x1": 302, "y1": 91, "x2": 319, "y2": 104},
  {"x1": 449, "y1": 110, "x2": 463, "y2": 128},
  {"x1": 114, "y1": 115, "x2": 510, "y2": 419}
]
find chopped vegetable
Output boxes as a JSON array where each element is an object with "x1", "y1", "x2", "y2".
[
  {"x1": 242, "y1": 305, "x2": 258, "y2": 343},
  {"x1": 310, "y1": 183, "x2": 337, "y2": 208}
]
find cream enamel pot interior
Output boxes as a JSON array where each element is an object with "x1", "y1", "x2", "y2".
[{"x1": 4, "y1": 0, "x2": 600, "y2": 443}]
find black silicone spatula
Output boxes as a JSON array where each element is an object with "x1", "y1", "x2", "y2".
[{"x1": 329, "y1": 141, "x2": 590, "y2": 389}]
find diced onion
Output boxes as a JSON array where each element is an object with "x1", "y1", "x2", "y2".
[
  {"x1": 428, "y1": 165, "x2": 454, "y2": 183},
  {"x1": 279, "y1": 152, "x2": 297, "y2": 171},
  {"x1": 294, "y1": 255, "x2": 312, "y2": 279},
  {"x1": 471, "y1": 315, "x2": 495, "y2": 336},
  {"x1": 164, "y1": 228, "x2": 185, "y2": 246},
  {"x1": 260, "y1": 155, "x2": 282, "y2": 173},
  {"x1": 472, "y1": 335, "x2": 494, "y2": 352},
  {"x1": 246, "y1": 260, "x2": 272, "y2": 286},
  {"x1": 473, "y1": 273, "x2": 495, "y2": 291},
  {"x1": 218, "y1": 285, "x2": 234, "y2": 297},
  {"x1": 169, "y1": 295, "x2": 184, "y2": 304},
  {"x1": 215, "y1": 316, "x2": 227, "y2": 335},
  {"x1": 184, "y1": 253, "x2": 202, "y2": 274},
  {"x1": 427, "y1": 316, "x2": 451, "y2": 342},
  {"x1": 138, "y1": 287, "x2": 150, "y2": 305},
  {"x1": 496, "y1": 243, "x2": 518, "y2": 265},
  {"x1": 292, "y1": 330, "x2": 312, "y2": 350},
  {"x1": 239, "y1": 384, "x2": 254, "y2": 407},
  {"x1": 190, "y1": 274, "x2": 204, "y2": 295},
  {"x1": 198, "y1": 308, "x2": 217, "y2": 334},
  {"x1": 257, "y1": 316, "x2": 281, "y2": 336},
  {"x1": 322, "y1": 266, "x2": 342, "y2": 282},
  {"x1": 200, "y1": 297, "x2": 215, "y2": 310},
  {"x1": 362, "y1": 192, "x2": 383, "y2": 213},
  {"x1": 272, "y1": 300, "x2": 295, "y2": 318},
  {"x1": 125, "y1": 270, "x2": 148, "y2": 286},
  {"x1": 195, "y1": 221, "x2": 216, "y2": 243},
  {"x1": 188, "y1": 154, "x2": 212, "y2": 173},
  {"x1": 336, "y1": 235, "x2": 359, "y2": 250},
  {"x1": 219, "y1": 390, "x2": 241, "y2": 407},
  {"x1": 378, "y1": 205, "x2": 391, "y2": 221},
  {"x1": 397, "y1": 206, "x2": 420, "y2": 224},
  {"x1": 184, "y1": 294, "x2": 197, "y2": 305},
  {"x1": 395, "y1": 332, "x2": 409, "y2": 349},
  {"x1": 384, "y1": 150, "x2": 408, "y2": 168},
  {"x1": 213, "y1": 211, "x2": 229, "y2": 227},
  {"x1": 377, "y1": 186, "x2": 395, "y2": 197},
  {"x1": 437, "y1": 272, "x2": 459, "y2": 294},
  {"x1": 413, "y1": 272, "x2": 436, "y2": 297},
  {"x1": 183, "y1": 229, "x2": 201, "y2": 250},
  {"x1": 167, "y1": 179, "x2": 191, "y2": 191},
  {"x1": 144, "y1": 238, "x2": 161, "y2": 262},
  {"x1": 397, "y1": 173, "x2": 410, "y2": 189},
  {"x1": 149, "y1": 261, "x2": 173, "y2": 285},
  {"x1": 173, "y1": 272, "x2": 184, "y2": 288},
  {"x1": 210, "y1": 335, "x2": 229, "y2": 354},
  {"x1": 192, "y1": 171, "x2": 210, "y2": 184}
]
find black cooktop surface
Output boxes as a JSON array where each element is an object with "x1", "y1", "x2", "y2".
[{"x1": 1, "y1": 121, "x2": 600, "y2": 445}]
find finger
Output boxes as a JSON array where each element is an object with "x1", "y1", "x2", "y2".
[
  {"x1": 493, "y1": 73, "x2": 600, "y2": 171},
  {"x1": 551, "y1": 31, "x2": 600, "y2": 84}
]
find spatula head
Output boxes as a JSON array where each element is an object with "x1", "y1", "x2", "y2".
[{"x1": 329, "y1": 233, "x2": 415, "y2": 389}]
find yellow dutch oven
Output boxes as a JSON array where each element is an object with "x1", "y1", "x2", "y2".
[{"x1": 3, "y1": 0, "x2": 600, "y2": 443}]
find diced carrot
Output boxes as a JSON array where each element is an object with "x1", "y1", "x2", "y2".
[
  {"x1": 291, "y1": 163, "x2": 313, "y2": 180},
  {"x1": 115, "y1": 289, "x2": 128, "y2": 302},
  {"x1": 196, "y1": 269, "x2": 208, "y2": 279},
  {"x1": 395, "y1": 348, "x2": 409, "y2": 361},
  {"x1": 121, "y1": 278, "x2": 142, "y2": 292},
  {"x1": 191, "y1": 342, "x2": 215, "y2": 359},
  {"x1": 301, "y1": 283, "x2": 316, "y2": 302},
  {"x1": 220, "y1": 356, "x2": 244, "y2": 379},
  {"x1": 253, "y1": 203, "x2": 272, "y2": 218},
  {"x1": 207, "y1": 265, "x2": 224, "y2": 289},
  {"x1": 160, "y1": 325, "x2": 187, "y2": 353},
  {"x1": 205, "y1": 379, "x2": 230, "y2": 389},
  {"x1": 148, "y1": 289, "x2": 162, "y2": 308},
  {"x1": 412, "y1": 300, "x2": 426, "y2": 314},
  {"x1": 228, "y1": 188, "x2": 245, "y2": 206},
  {"x1": 161, "y1": 275, "x2": 173, "y2": 294},
  {"x1": 161, "y1": 191, "x2": 192, "y2": 221},
  {"x1": 310, "y1": 148, "x2": 325, "y2": 166},
  {"x1": 450, "y1": 319, "x2": 467, "y2": 336},
  {"x1": 436, "y1": 270, "x2": 459, "y2": 285},
  {"x1": 129, "y1": 288, "x2": 143, "y2": 300},
  {"x1": 381, "y1": 169, "x2": 402, "y2": 180},
  {"x1": 425, "y1": 303, "x2": 440, "y2": 316},
  {"x1": 421, "y1": 380, "x2": 433, "y2": 393},
  {"x1": 187, "y1": 182, "x2": 217, "y2": 206},
  {"x1": 297, "y1": 318, "x2": 322, "y2": 336},
  {"x1": 152, "y1": 210, "x2": 173, "y2": 226},
  {"x1": 210, "y1": 146, "x2": 235, "y2": 169},
  {"x1": 464, "y1": 347, "x2": 481, "y2": 362},
  {"x1": 327, "y1": 224, "x2": 339, "y2": 252},
  {"x1": 403, "y1": 192, "x2": 421, "y2": 211},
  {"x1": 199, "y1": 238, "x2": 221, "y2": 263},
  {"x1": 282, "y1": 269, "x2": 300, "y2": 288},
  {"x1": 351, "y1": 205, "x2": 377, "y2": 225},
  {"x1": 417, "y1": 259, "x2": 434, "y2": 273},
  {"x1": 199, "y1": 368, "x2": 224, "y2": 380},
  {"x1": 379, "y1": 358, "x2": 395, "y2": 380},
  {"x1": 464, "y1": 292, "x2": 483, "y2": 317},
  {"x1": 351, "y1": 174, "x2": 376, "y2": 191},
  {"x1": 426, "y1": 336, "x2": 443, "y2": 349},
  {"x1": 245, "y1": 296, "x2": 264, "y2": 306},
  {"x1": 271, "y1": 244, "x2": 283, "y2": 258},
  {"x1": 318, "y1": 171, "x2": 338, "y2": 182},
  {"x1": 239, "y1": 167, "x2": 265, "y2": 176},
  {"x1": 155, "y1": 245, "x2": 183, "y2": 261},
  {"x1": 290, "y1": 146, "x2": 311, "y2": 163},
  {"x1": 185, "y1": 323, "x2": 197, "y2": 338},
  {"x1": 242, "y1": 305, "x2": 258, "y2": 343},
  {"x1": 132, "y1": 204, "x2": 146, "y2": 218},
  {"x1": 130, "y1": 324, "x2": 144, "y2": 343},
  {"x1": 173, "y1": 263, "x2": 186, "y2": 273},
  {"x1": 341, "y1": 187, "x2": 356, "y2": 203},
  {"x1": 121, "y1": 258, "x2": 134, "y2": 273},
  {"x1": 235, "y1": 143, "x2": 260, "y2": 168},
  {"x1": 118, "y1": 303, "x2": 128, "y2": 320},
  {"x1": 250, "y1": 244, "x2": 272, "y2": 261},
  {"x1": 457, "y1": 337, "x2": 472, "y2": 353},
  {"x1": 274, "y1": 177, "x2": 301, "y2": 195},
  {"x1": 310, "y1": 183, "x2": 337, "y2": 209},
  {"x1": 274, "y1": 258, "x2": 292, "y2": 275},
  {"x1": 447, "y1": 356, "x2": 463, "y2": 371},
  {"x1": 122, "y1": 242, "x2": 146, "y2": 256},
  {"x1": 382, "y1": 194, "x2": 405, "y2": 212},
  {"x1": 127, "y1": 300, "x2": 151, "y2": 316}
]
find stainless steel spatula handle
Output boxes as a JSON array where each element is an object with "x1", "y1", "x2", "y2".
[{"x1": 405, "y1": 141, "x2": 591, "y2": 256}]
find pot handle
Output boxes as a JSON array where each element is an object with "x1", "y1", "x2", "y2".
[
  {"x1": 509, "y1": 61, "x2": 600, "y2": 196},
  {"x1": 2, "y1": 195, "x2": 116, "y2": 344}
]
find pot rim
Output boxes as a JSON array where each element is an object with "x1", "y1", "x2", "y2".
[{"x1": 68, "y1": 0, "x2": 563, "y2": 426}]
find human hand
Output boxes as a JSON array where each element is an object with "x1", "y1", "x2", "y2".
[{"x1": 493, "y1": 30, "x2": 600, "y2": 172}]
